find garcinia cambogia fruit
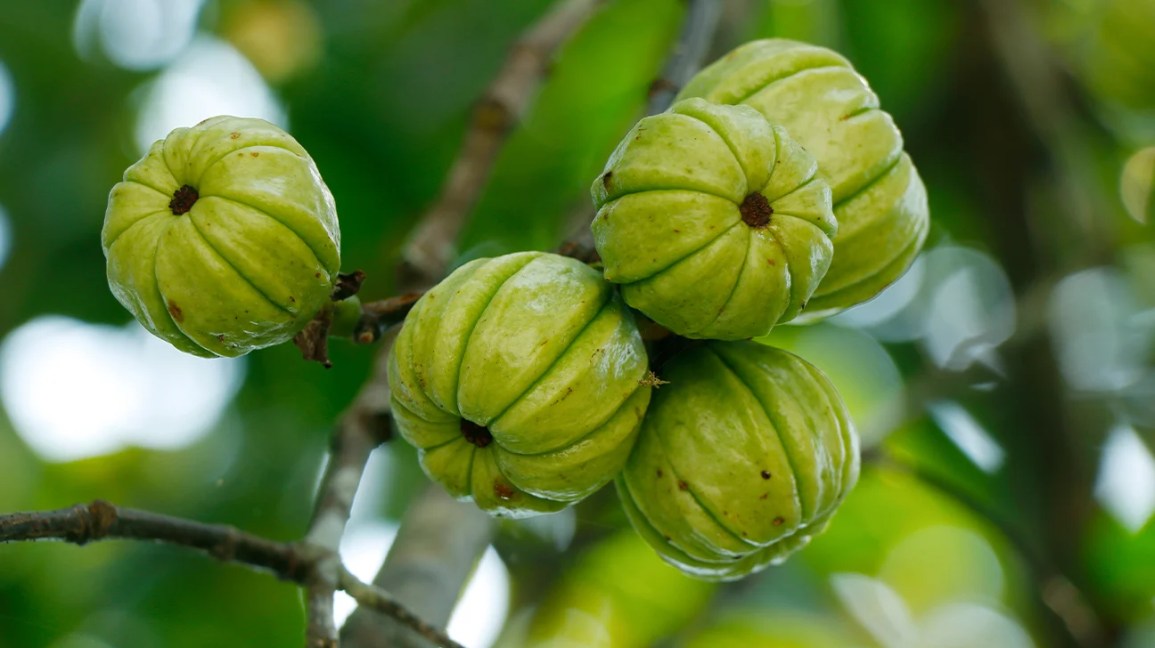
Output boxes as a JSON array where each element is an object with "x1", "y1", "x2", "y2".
[
  {"x1": 591, "y1": 98, "x2": 836, "y2": 340},
  {"x1": 616, "y1": 340, "x2": 859, "y2": 580},
  {"x1": 102, "y1": 115, "x2": 341, "y2": 358},
  {"x1": 677, "y1": 39, "x2": 930, "y2": 319},
  {"x1": 388, "y1": 251, "x2": 652, "y2": 518}
]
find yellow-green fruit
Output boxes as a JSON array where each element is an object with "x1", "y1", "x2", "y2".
[
  {"x1": 1080, "y1": 0, "x2": 1155, "y2": 112},
  {"x1": 678, "y1": 39, "x2": 929, "y2": 318},
  {"x1": 1121, "y1": 146, "x2": 1155, "y2": 224},
  {"x1": 519, "y1": 530, "x2": 715, "y2": 647},
  {"x1": 102, "y1": 115, "x2": 341, "y2": 357},
  {"x1": 682, "y1": 611, "x2": 866, "y2": 648},
  {"x1": 389, "y1": 252, "x2": 651, "y2": 518},
  {"x1": 592, "y1": 98, "x2": 836, "y2": 339},
  {"x1": 616, "y1": 340, "x2": 858, "y2": 580}
]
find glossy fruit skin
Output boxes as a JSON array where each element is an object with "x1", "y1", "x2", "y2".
[
  {"x1": 388, "y1": 251, "x2": 651, "y2": 518},
  {"x1": 102, "y1": 115, "x2": 341, "y2": 358},
  {"x1": 592, "y1": 98, "x2": 836, "y2": 340},
  {"x1": 616, "y1": 340, "x2": 859, "y2": 580},
  {"x1": 678, "y1": 39, "x2": 929, "y2": 318}
]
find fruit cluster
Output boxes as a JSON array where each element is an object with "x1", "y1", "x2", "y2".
[
  {"x1": 101, "y1": 39, "x2": 928, "y2": 581},
  {"x1": 389, "y1": 39, "x2": 928, "y2": 580}
]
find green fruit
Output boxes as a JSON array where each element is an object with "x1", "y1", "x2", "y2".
[
  {"x1": 520, "y1": 530, "x2": 715, "y2": 647},
  {"x1": 1080, "y1": 0, "x2": 1155, "y2": 113},
  {"x1": 102, "y1": 115, "x2": 341, "y2": 358},
  {"x1": 389, "y1": 251, "x2": 651, "y2": 518},
  {"x1": 591, "y1": 98, "x2": 836, "y2": 339},
  {"x1": 1121, "y1": 146, "x2": 1154, "y2": 224},
  {"x1": 678, "y1": 39, "x2": 930, "y2": 318},
  {"x1": 616, "y1": 340, "x2": 858, "y2": 580}
]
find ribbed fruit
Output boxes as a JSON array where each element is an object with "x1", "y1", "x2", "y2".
[
  {"x1": 102, "y1": 115, "x2": 341, "y2": 357},
  {"x1": 617, "y1": 340, "x2": 859, "y2": 580},
  {"x1": 389, "y1": 251, "x2": 651, "y2": 518}
]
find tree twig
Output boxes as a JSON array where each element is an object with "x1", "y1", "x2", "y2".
[
  {"x1": 338, "y1": 565, "x2": 467, "y2": 648},
  {"x1": 868, "y1": 455, "x2": 1106, "y2": 648},
  {"x1": 645, "y1": 0, "x2": 723, "y2": 115},
  {"x1": 397, "y1": 0, "x2": 607, "y2": 290},
  {"x1": 0, "y1": 500, "x2": 307, "y2": 579},
  {"x1": 563, "y1": 0, "x2": 723, "y2": 252},
  {"x1": 0, "y1": 499, "x2": 465, "y2": 648},
  {"x1": 340, "y1": 486, "x2": 493, "y2": 648},
  {"x1": 303, "y1": 332, "x2": 399, "y2": 647}
]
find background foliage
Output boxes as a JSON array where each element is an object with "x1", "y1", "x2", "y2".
[{"x1": 1, "y1": 1, "x2": 1154, "y2": 646}]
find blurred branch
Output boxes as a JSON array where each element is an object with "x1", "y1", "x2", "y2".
[
  {"x1": 397, "y1": 0, "x2": 607, "y2": 290},
  {"x1": 304, "y1": 331, "x2": 399, "y2": 647},
  {"x1": 338, "y1": 565, "x2": 466, "y2": 648},
  {"x1": 977, "y1": 0, "x2": 1108, "y2": 261},
  {"x1": 869, "y1": 455, "x2": 1107, "y2": 648},
  {"x1": 0, "y1": 500, "x2": 462, "y2": 648},
  {"x1": 965, "y1": 2, "x2": 1118, "y2": 645},
  {"x1": 340, "y1": 486, "x2": 493, "y2": 648},
  {"x1": 0, "y1": 500, "x2": 306, "y2": 577},
  {"x1": 563, "y1": 0, "x2": 723, "y2": 256},
  {"x1": 645, "y1": 0, "x2": 723, "y2": 115}
]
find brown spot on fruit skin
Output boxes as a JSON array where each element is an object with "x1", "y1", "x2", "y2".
[
  {"x1": 229, "y1": 132, "x2": 240, "y2": 140},
  {"x1": 602, "y1": 171, "x2": 613, "y2": 191},
  {"x1": 169, "y1": 185, "x2": 199, "y2": 215},
  {"x1": 759, "y1": 493, "x2": 768, "y2": 500},
  {"x1": 677, "y1": 480, "x2": 688, "y2": 491},
  {"x1": 740, "y1": 192, "x2": 773, "y2": 227},
  {"x1": 167, "y1": 300, "x2": 184, "y2": 323},
  {"x1": 494, "y1": 480, "x2": 515, "y2": 501},
  {"x1": 761, "y1": 470, "x2": 771, "y2": 480},
  {"x1": 772, "y1": 516, "x2": 785, "y2": 526},
  {"x1": 461, "y1": 420, "x2": 493, "y2": 448},
  {"x1": 250, "y1": 151, "x2": 260, "y2": 157},
  {"x1": 656, "y1": 468, "x2": 663, "y2": 478}
]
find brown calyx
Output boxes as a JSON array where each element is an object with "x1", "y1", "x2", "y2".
[
  {"x1": 739, "y1": 192, "x2": 773, "y2": 228},
  {"x1": 169, "y1": 185, "x2": 199, "y2": 215},
  {"x1": 461, "y1": 419, "x2": 493, "y2": 448}
]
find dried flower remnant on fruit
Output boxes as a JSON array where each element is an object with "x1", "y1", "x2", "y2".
[
  {"x1": 168, "y1": 185, "x2": 199, "y2": 215},
  {"x1": 740, "y1": 193, "x2": 773, "y2": 228},
  {"x1": 461, "y1": 420, "x2": 494, "y2": 448},
  {"x1": 677, "y1": 38, "x2": 931, "y2": 317}
]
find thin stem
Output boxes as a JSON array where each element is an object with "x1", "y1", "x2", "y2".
[
  {"x1": 303, "y1": 331, "x2": 399, "y2": 647},
  {"x1": 562, "y1": 0, "x2": 723, "y2": 251},
  {"x1": 340, "y1": 486, "x2": 493, "y2": 648},
  {"x1": 0, "y1": 500, "x2": 307, "y2": 580},
  {"x1": 338, "y1": 562, "x2": 469, "y2": 648},
  {"x1": 398, "y1": 0, "x2": 607, "y2": 289},
  {"x1": 0, "y1": 499, "x2": 464, "y2": 648},
  {"x1": 870, "y1": 456, "x2": 1106, "y2": 648},
  {"x1": 646, "y1": 0, "x2": 723, "y2": 115}
]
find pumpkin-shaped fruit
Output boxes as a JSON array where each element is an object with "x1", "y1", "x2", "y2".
[
  {"x1": 102, "y1": 115, "x2": 341, "y2": 357},
  {"x1": 616, "y1": 340, "x2": 859, "y2": 580},
  {"x1": 678, "y1": 39, "x2": 930, "y2": 318},
  {"x1": 592, "y1": 98, "x2": 836, "y2": 340},
  {"x1": 388, "y1": 251, "x2": 652, "y2": 518}
]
